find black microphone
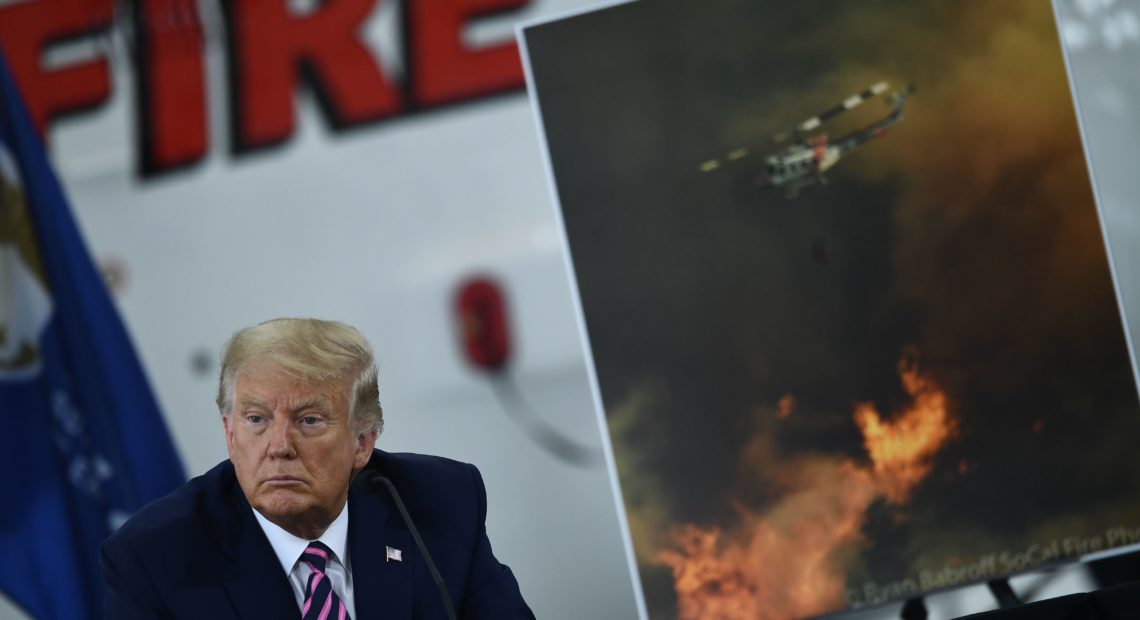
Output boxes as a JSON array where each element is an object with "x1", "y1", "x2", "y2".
[{"x1": 364, "y1": 471, "x2": 458, "y2": 620}]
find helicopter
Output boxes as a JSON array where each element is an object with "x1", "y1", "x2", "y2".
[{"x1": 699, "y1": 81, "x2": 915, "y2": 198}]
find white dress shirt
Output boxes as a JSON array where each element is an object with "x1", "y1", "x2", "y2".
[{"x1": 253, "y1": 504, "x2": 356, "y2": 620}]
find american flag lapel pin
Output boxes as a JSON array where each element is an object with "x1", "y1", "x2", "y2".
[{"x1": 386, "y1": 546, "x2": 403, "y2": 563}]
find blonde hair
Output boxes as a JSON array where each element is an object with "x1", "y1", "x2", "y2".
[{"x1": 216, "y1": 318, "x2": 383, "y2": 435}]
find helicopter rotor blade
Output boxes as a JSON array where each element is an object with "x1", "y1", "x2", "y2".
[
  {"x1": 773, "y1": 81, "x2": 890, "y2": 142},
  {"x1": 698, "y1": 147, "x2": 751, "y2": 172}
]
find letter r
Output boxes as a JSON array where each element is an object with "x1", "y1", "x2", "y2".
[{"x1": 223, "y1": 0, "x2": 401, "y2": 152}]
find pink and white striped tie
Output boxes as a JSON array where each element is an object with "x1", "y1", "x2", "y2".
[{"x1": 300, "y1": 541, "x2": 350, "y2": 620}]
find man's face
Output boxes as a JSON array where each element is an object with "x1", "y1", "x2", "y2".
[{"x1": 223, "y1": 361, "x2": 377, "y2": 539}]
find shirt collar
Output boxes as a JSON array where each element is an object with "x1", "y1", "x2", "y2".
[{"x1": 252, "y1": 502, "x2": 351, "y2": 575}]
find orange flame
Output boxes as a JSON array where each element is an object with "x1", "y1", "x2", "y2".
[
  {"x1": 658, "y1": 462, "x2": 877, "y2": 619},
  {"x1": 657, "y1": 357, "x2": 954, "y2": 619},
  {"x1": 854, "y1": 359, "x2": 956, "y2": 504}
]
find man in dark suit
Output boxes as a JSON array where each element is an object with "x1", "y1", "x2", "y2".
[{"x1": 101, "y1": 318, "x2": 534, "y2": 619}]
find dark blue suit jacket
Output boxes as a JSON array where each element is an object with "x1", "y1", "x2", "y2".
[{"x1": 101, "y1": 450, "x2": 534, "y2": 619}]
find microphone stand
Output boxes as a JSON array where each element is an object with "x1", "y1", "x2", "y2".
[{"x1": 365, "y1": 472, "x2": 458, "y2": 620}]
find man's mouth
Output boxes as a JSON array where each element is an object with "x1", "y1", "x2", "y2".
[{"x1": 264, "y1": 476, "x2": 303, "y2": 486}]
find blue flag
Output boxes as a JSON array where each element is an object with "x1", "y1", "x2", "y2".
[{"x1": 0, "y1": 54, "x2": 186, "y2": 619}]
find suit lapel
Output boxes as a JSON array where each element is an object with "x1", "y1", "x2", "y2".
[
  {"x1": 349, "y1": 476, "x2": 414, "y2": 620},
  {"x1": 218, "y1": 484, "x2": 299, "y2": 618}
]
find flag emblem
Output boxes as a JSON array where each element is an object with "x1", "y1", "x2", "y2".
[
  {"x1": 0, "y1": 145, "x2": 51, "y2": 379},
  {"x1": 386, "y1": 546, "x2": 403, "y2": 562}
]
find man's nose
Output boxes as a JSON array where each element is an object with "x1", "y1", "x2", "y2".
[{"x1": 267, "y1": 417, "x2": 296, "y2": 458}]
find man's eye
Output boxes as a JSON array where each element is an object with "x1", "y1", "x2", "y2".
[
  {"x1": 301, "y1": 416, "x2": 321, "y2": 425},
  {"x1": 247, "y1": 414, "x2": 265, "y2": 424}
]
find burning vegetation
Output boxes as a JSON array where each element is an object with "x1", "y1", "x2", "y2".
[{"x1": 657, "y1": 357, "x2": 956, "y2": 619}]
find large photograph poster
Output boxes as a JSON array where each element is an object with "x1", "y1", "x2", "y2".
[{"x1": 523, "y1": 1, "x2": 1140, "y2": 618}]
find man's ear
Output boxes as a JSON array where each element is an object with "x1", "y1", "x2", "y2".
[
  {"x1": 354, "y1": 430, "x2": 378, "y2": 470},
  {"x1": 222, "y1": 414, "x2": 235, "y2": 454}
]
